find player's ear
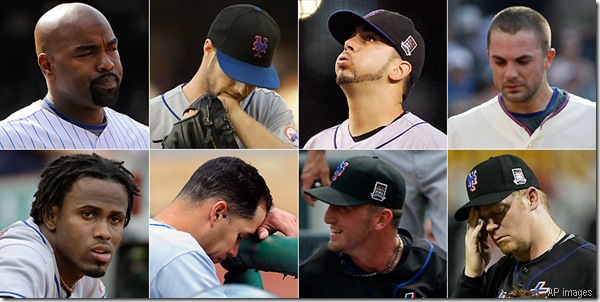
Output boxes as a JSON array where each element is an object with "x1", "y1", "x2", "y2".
[
  {"x1": 43, "y1": 205, "x2": 59, "y2": 231},
  {"x1": 389, "y1": 60, "x2": 411, "y2": 83},
  {"x1": 209, "y1": 200, "x2": 228, "y2": 225},
  {"x1": 543, "y1": 48, "x2": 556, "y2": 71},
  {"x1": 203, "y1": 39, "x2": 216, "y2": 59},
  {"x1": 38, "y1": 53, "x2": 55, "y2": 79},
  {"x1": 373, "y1": 208, "x2": 393, "y2": 231},
  {"x1": 526, "y1": 187, "x2": 540, "y2": 211}
]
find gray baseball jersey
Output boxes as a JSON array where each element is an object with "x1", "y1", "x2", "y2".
[
  {"x1": 0, "y1": 100, "x2": 149, "y2": 149},
  {"x1": 149, "y1": 218, "x2": 226, "y2": 298},
  {"x1": 149, "y1": 85, "x2": 299, "y2": 149},
  {"x1": 448, "y1": 90, "x2": 596, "y2": 149},
  {"x1": 0, "y1": 218, "x2": 106, "y2": 298},
  {"x1": 303, "y1": 112, "x2": 447, "y2": 149}
]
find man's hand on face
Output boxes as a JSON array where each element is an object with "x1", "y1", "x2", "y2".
[{"x1": 256, "y1": 207, "x2": 298, "y2": 240}]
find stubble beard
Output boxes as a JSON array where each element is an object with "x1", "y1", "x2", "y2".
[{"x1": 336, "y1": 54, "x2": 395, "y2": 85}]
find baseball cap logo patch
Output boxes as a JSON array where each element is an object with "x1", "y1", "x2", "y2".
[
  {"x1": 467, "y1": 170, "x2": 478, "y2": 192},
  {"x1": 332, "y1": 161, "x2": 349, "y2": 181},
  {"x1": 512, "y1": 168, "x2": 527, "y2": 185},
  {"x1": 252, "y1": 35, "x2": 269, "y2": 58},
  {"x1": 401, "y1": 35, "x2": 417, "y2": 56},
  {"x1": 370, "y1": 182, "x2": 388, "y2": 202}
]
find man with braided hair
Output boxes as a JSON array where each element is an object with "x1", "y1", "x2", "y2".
[{"x1": 0, "y1": 153, "x2": 140, "y2": 298}]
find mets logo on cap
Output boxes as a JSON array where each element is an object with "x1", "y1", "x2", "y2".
[
  {"x1": 252, "y1": 35, "x2": 269, "y2": 58},
  {"x1": 370, "y1": 182, "x2": 388, "y2": 202},
  {"x1": 332, "y1": 161, "x2": 349, "y2": 181},
  {"x1": 467, "y1": 170, "x2": 478, "y2": 192}
]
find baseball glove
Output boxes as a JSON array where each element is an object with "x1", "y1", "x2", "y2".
[{"x1": 158, "y1": 94, "x2": 239, "y2": 149}]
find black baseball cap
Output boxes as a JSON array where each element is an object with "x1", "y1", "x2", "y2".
[
  {"x1": 328, "y1": 9, "x2": 425, "y2": 87},
  {"x1": 208, "y1": 4, "x2": 280, "y2": 89},
  {"x1": 454, "y1": 155, "x2": 540, "y2": 221},
  {"x1": 304, "y1": 156, "x2": 405, "y2": 210}
]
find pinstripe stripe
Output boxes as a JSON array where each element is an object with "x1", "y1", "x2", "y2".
[
  {"x1": 106, "y1": 110, "x2": 130, "y2": 148},
  {"x1": 40, "y1": 110, "x2": 66, "y2": 149},
  {"x1": 8, "y1": 122, "x2": 26, "y2": 148},
  {"x1": 116, "y1": 110, "x2": 147, "y2": 148},
  {"x1": 70, "y1": 123, "x2": 85, "y2": 148},
  {"x1": 55, "y1": 115, "x2": 77, "y2": 148},
  {"x1": 18, "y1": 121, "x2": 36, "y2": 148},
  {"x1": 0, "y1": 126, "x2": 15, "y2": 148},
  {"x1": 33, "y1": 113, "x2": 56, "y2": 149},
  {"x1": 28, "y1": 118, "x2": 47, "y2": 149}
]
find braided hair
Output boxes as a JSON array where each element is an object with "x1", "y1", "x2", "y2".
[{"x1": 30, "y1": 153, "x2": 140, "y2": 226}]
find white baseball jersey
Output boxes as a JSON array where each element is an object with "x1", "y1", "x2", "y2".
[
  {"x1": 303, "y1": 112, "x2": 447, "y2": 149},
  {"x1": 149, "y1": 218, "x2": 226, "y2": 298},
  {"x1": 0, "y1": 100, "x2": 149, "y2": 149},
  {"x1": 0, "y1": 218, "x2": 106, "y2": 298},
  {"x1": 149, "y1": 85, "x2": 299, "y2": 149},
  {"x1": 448, "y1": 90, "x2": 596, "y2": 149}
]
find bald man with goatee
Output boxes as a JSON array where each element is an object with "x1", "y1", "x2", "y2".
[{"x1": 0, "y1": 2, "x2": 149, "y2": 150}]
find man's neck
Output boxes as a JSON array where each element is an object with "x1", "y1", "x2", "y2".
[
  {"x1": 502, "y1": 84, "x2": 554, "y2": 114},
  {"x1": 344, "y1": 86, "x2": 404, "y2": 136},
  {"x1": 347, "y1": 233, "x2": 401, "y2": 273}
]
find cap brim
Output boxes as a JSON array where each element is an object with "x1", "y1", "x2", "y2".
[
  {"x1": 454, "y1": 190, "x2": 514, "y2": 221},
  {"x1": 328, "y1": 10, "x2": 398, "y2": 54},
  {"x1": 304, "y1": 186, "x2": 366, "y2": 207},
  {"x1": 216, "y1": 49, "x2": 280, "y2": 89}
]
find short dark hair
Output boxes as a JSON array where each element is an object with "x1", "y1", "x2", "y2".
[
  {"x1": 30, "y1": 153, "x2": 140, "y2": 226},
  {"x1": 176, "y1": 156, "x2": 273, "y2": 220},
  {"x1": 487, "y1": 6, "x2": 552, "y2": 53}
]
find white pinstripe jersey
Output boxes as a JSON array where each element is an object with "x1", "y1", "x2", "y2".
[
  {"x1": 149, "y1": 85, "x2": 298, "y2": 149},
  {"x1": 0, "y1": 100, "x2": 149, "y2": 149},
  {"x1": 0, "y1": 218, "x2": 106, "y2": 298},
  {"x1": 303, "y1": 112, "x2": 447, "y2": 149}
]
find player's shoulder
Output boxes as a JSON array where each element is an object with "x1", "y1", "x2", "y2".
[
  {"x1": 448, "y1": 96, "x2": 499, "y2": 121},
  {"x1": 0, "y1": 101, "x2": 44, "y2": 123},
  {"x1": 105, "y1": 107, "x2": 149, "y2": 130},
  {"x1": 252, "y1": 88, "x2": 283, "y2": 100},
  {"x1": 565, "y1": 92, "x2": 597, "y2": 108},
  {"x1": 0, "y1": 220, "x2": 52, "y2": 262},
  {"x1": 563, "y1": 235, "x2": 596, "y2": 255},
  {"x1": 303, "y1": 124, "x2": 340, "y2": 149}
]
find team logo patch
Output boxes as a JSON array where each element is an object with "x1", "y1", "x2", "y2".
[
  {"x1": 401, "y1": 35, "x2": 417, "y2": 56},
  {"x1": 284, "y1": 126, "x2": 298, "y2": 144},
  {"x1": 0, "y1": 228, "x2": 8, "y2": 237},
  {"x1": 404, "y1": 292, "x2": 416, "y2": 298},
  {"x1": 531, "y1": 281, "x2": 550, "y2": 295},
  {"x1": 512, "y1": 168, "x2": 527, "y2": 185},
  {"x1": 467, "y1": 170, "x2": 478, "y2": 192},
  {"x1": 332, "y1": 161, "x2": 349, "y2": 181},
  {"x1": 370, "y1": 182, "x2": 388, "y2": 202},
  {"x1": 252, "y1": 35, "x2": 269, "y2": 58}
]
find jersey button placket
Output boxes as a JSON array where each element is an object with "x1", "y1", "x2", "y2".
[{"x1": 522, "y1": 267, "x2": 528, "y2": 273}]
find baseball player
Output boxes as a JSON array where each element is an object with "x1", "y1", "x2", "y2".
[
  {"x1": 149, "y1": 4, "x2": 298, "y2": 149},
  {"x1": 448, "y1": 6, "x2": 596, "y2": 149},
  {"x1": 149, "y1": 156, "x2": 298, "y2": 298},
  {"x1": 302, "y1": 9, "x2": 446, "y2": 150},
  {"x1": 452, "y1": 154, "x2": 596, "y2": 298},
  {"x1": 301, "y1": 150, "x2": 448, "y2": 250},
  {"x1": 300, "y1": 156, "x2": 447, "y2": 298},
  {"x1": 0, "y1": 153, "x2": 140, "y2": 298},
  {"x1": 0, "y1": 3, "x2": 149, "y2": 150}
]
